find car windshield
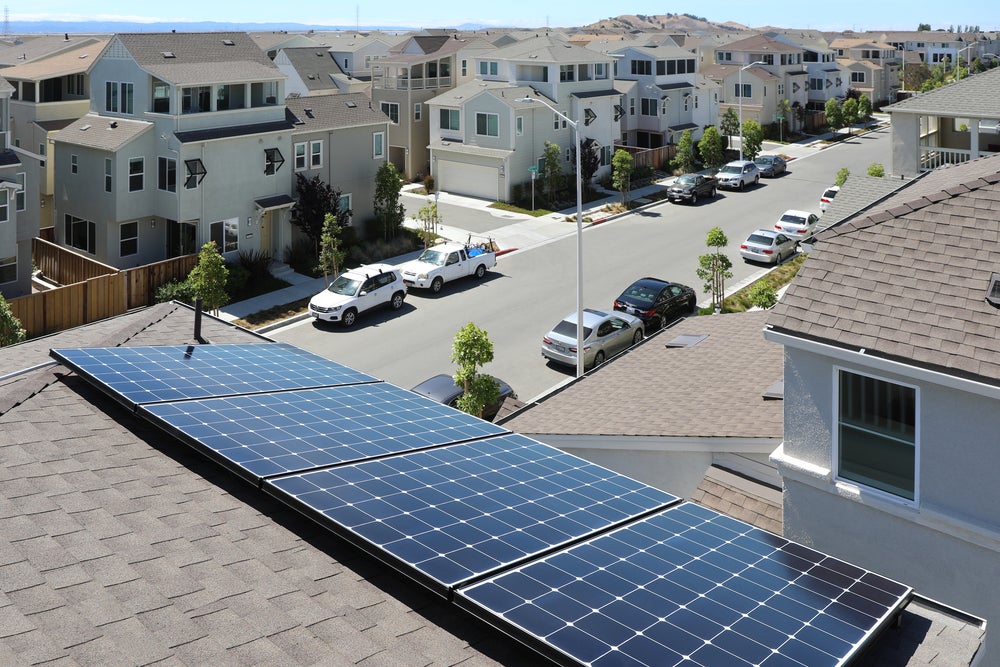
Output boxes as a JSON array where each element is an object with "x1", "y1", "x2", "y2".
[
  {"x1": 719, "y1": 165, "x2": 741, "y2": 174},
  {"x1": 747, "y1": 234, "x2": 774, "y2": 245},
  {"x1": 327, "y1": 275, "x2": 361, "y2": 296},
  {"x1": 780, "y1": 213, "x2": 808, "y2": 225},
  {"x1": 552, "y1": 320, "x2": 593, "y2": 339},
  {"x1": 417, "y1": 249, "x2": 447, "y2": 266},
  {"x1": 621, "y1": 285, "x2": 658, "y2": 306},
  {"x1": 677, "y1": 174, "x2": 697, "y2": 185},
  {"x1": 755, "y1": 157, "x2": 771, "y2": 165}
]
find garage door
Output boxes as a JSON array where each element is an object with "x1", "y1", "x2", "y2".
[{"x1": 438, "y1": 162, "x2": 498, "y2": 201}]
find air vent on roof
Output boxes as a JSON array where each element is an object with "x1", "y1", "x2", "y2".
[
  {"x1": 162, "y1": 51, "x2": 175, "y2": 58},
  {"x1": 762, "y1": 379, "x2": 784, "y2": 400},
  {"x1": 664, "y1": 334, "x2": 708, "y2": 348},
  {"x1": 80, "y1": 124, "x2": 91, "y2": 131},
  {"x1": 304, "y1": 108, "x2": 314, "y2": 118},
  {"x1": 987, "y1": 272, "x2": 1000, "y2": 307},
  {"x1": 346, "y1": 101, "x2": 357, "y2": 108},
  {"x1": 222, "y1": 39, "x2": 235, "y2": 46}
]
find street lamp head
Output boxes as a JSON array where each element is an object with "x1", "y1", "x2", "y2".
[{"x1": 515, "y1": 97, "x2": 534, "y2": 103}]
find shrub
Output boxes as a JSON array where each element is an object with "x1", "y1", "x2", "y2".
[
  {"x1": 238, "y1": 249, "x2": 272, "y2": 281},
  {"x1": 423, "y1": 174, "x2": 435, "y2": 192},
  {"x1": 155, "y1": 278, "x2": 195, "y2": 305},
  {"x1": 284, "y1": 237, "x2": 319, "y2": 276},
  {"x1": 747, "y1": 282, "x2": 779, "y2": 309},
  {"x1": 225, "y1": 262, "x2": 251, "y2": 296}
]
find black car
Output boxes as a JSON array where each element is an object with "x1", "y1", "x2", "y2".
[
  {"x1": 613, "y1": 278, "x2": 697, "y2": 331},
  {"x1": 410, "y1": 374, "x2": 517, "y2": 422},
  {"x1": 666, "y1": 173, "x2": 717, "y2": 204}
]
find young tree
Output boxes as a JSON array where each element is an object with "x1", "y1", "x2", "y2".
[
  {"x1": 542, "y1": 141, "x2": 563, "y2": 202},
  {"x1": 291, "y1": 173, "x2": 344, "y2": 255},
  {"x1": 0, "y1": 294, "x2": 26, "y2": 346},
  {"x1": 747, "y1": 281, "x2": 779, "y2": 310},
  {"x1": 671, "y1": 129, "x2": 696, "y2": 174},
  {"x1": 318, "y1": 212, "x2": 346, "y2": 287},
  {"x1": 720, "y1": 107, "x2": 740, "y2": 150},
  {"x1": 825, "y1": 98, "x2": 844, "y2": 136},
  {"x1": 611, "y1": 149, "x2": 634, "y2": 206},
  {"x1": 842, "y1": 97, "x2": 859, "y2": 136},
  {"x1": 835, "y1": 167, "x2": 850, "y2": 187},
  {"x1": 188, "y1": 241, "x2": 229, "y2": 315},
  {"x1": 867, "y1": 162, "x2": 886, "y2": 177},
  {"x1": 373, "y1": 162, "x2": 406, "y2": 242},
  {"x1": 570, "y1": 138, "x2": 601, "y2": 188},
  {"x1": 740, "y1": 119, "x2": 764, "y2": 161},
  {"x1": 857, "y1": 94, "x2": 873, "y2": 127},
  {"x1": 695, "y1": 227, "x2": 733, "y2": 313},
  {"x1": 698, "y1": 126, "x2": 726, "y2": 172},
  {"x1": 776, "y1": 98, "x2": 792, "y2": 139},
  {"x1": 451, "y1": 322, "x2": 500, "y2": 419},
  {"x1": 415, "y1": 198, "x2": 441, "y2": 248}
]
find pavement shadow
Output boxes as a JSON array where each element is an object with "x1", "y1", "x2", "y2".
[
  {"x1": 404, "y1": 272, "x2": 505, "y2": 299},
  {"x1": 309, "y1": 301, "x2": 417, "y2": 332}
]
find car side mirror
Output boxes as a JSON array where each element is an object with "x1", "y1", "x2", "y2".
[{"x1": 359, "y1": 291, "x2": 367, "y2": 296}]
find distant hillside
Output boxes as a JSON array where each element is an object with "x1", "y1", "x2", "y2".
[{"x1": 583, "y1": 13, "x2": 747, "y2": 34}]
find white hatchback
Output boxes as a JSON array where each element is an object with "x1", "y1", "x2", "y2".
[{"x1": 309, "y1": 263, "x2": 406, "y2": 327}]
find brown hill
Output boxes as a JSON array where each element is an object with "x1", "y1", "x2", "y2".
[{"x1": 582, "y1": 13, "x2": 748, "y2": 34}]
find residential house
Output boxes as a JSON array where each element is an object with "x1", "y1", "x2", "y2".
[
  {"x1": 768, "y1": 31, "x2": 846, "y2": 113},
  {"x1": 765, "y1": 153, "x2": 1000, "y2": 661},
  {"x1": 317, "y1": 31, "x2": 403, "y2": 82},
  {"x1": 372, "y1": 34, "x2": 494, "y2": 178},
  {"x1": 274, "y1": 47, "x2": 365, "y2": 97},
  {"x1": 884, "y1": 65, "x2": 1000, "y2": 176},
  {"x1": 864, "y1": 30, "x2": 999, "y2": 71},
  {"x1": 703, "y1": 34, "x2": 810, "y2": 134},
  {"x1": 0, "y1": 34, "x2": 108, "y2": 69},
  {"x1": 51, "y1": 32, "x2": 294, "y2": 269},
  {"x1": 248, "y1": 30, "x2": 320, "y2": 60},
  {"x1": 829, "y1": 37, "x2": 900, "y2": 106},
  {"x1": 4, "y1": 39, "x2": 108, "y2": 230},
  {"x1": 0, "y1": 76, "x2": 29, "y2": 299},
  {"x1": 285, "y1": 93, "x2": 389, "y2": 238}
]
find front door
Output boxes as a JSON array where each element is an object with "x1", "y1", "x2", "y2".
[{"x1": 259, "y1": 210, "x2": 272, "y2": 260}]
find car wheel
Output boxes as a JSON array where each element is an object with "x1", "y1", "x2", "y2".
[
  {"x1": 711, "y1": 187, "x2": 717, "y2": 198},
  {"x1": 390, "y1": 291, "x2": 405, "y2": 310},
  {"x1": 688, "y1": 296, "x2": 697, "y2": 313},
  {"x1": 738, "y1": 180, "x2": 745, "y2": 191},
  {"x1": 632, "y1": 329, "x2": 643, "y2": 346},
  {"x1": 754, "y1": 175, "x2": 760, "y2": 186},
  {"x1": 591, "y1": 351, "x2": 605, "y2": 370},
  {"x1": 650, "y1": 315, "x2": 663, "y2": 332},
  {"x1": 691, "y1": 193, "x2": 698, "y2": 205},
  {"x1": 341, "y1": 308, "x2": 357, "y2": 328},
  {"x1": 430, "y1": 277, "x2": 444, "y2": 293},
  {"x1": 474, "y1": 264, "x2": 486, "y2": 279}
]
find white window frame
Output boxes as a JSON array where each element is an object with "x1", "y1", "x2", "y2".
[
  {"x1": 414, "y1": 103, "x2": 422, "y2": 121},
  {"x1": 476, "y1": 112, "x2": 499, "y2": 137},
  {"x1": 128, "y1": 157, "x2": 144, "y2": 192},
  {"x1": 105, "y1": 158, "x2": 112, "y2": 193},
  {"x1": 852, "y1": 71, "x2": 866, "y2": 83},
  {"x1": 0, "y1": 255, "x2": 15, "y2": 285},
  {"x1": 120, "y1": 220, "x2": 138, "y2": 257},
  {"x1": 71, "y1": 155, "x2": 78, "y2": 174},
  {"x1": 0, "y1": 189, "x2": 7, "y2": 223},
  {"x1": 210, "y1": 217, "x2": 239, "y2": 253},
  {"x1": 338, "y1": 193, "x2": 352, "y2": 226},
  {"x1": 157, "y1": 156, "x2": 176, "y2": 192},
  {"x1": 516, "y1": 116, "x2": 523, "y2": 136},
  {"x1": 440, "y1": 108, "x2": 460, "y2": 131},
  {"x1": 595, "y1": 63, "x2": 607, "y2": 79},
  {"x1": 294, "y1": 142, "x2": 307, "y2": 171},
  {"x1": 373, "y1": 131, "x2": 385, "y2": 158},
  {"x1": 380, "y1": 101, "x2": 399, "y2": 124},
  {"x1": 310, "y1": 140, "x2": 323, "y2": 168},
  {"x1": 15, "y1": 172, "x2": 24, "y2": 212}
]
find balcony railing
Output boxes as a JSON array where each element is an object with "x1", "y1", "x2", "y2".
[
  {"x1": 377, "y1": 75, "x2": 452, "y2": 91},
  {"x1": 919, "y1": 146, "x2": 975, "y2": 171}
]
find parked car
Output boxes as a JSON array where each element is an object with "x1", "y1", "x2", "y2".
[
  {"x1": 666, "y1": 174, "x2": 717, "y2": 204},
  {"x1": 740, "y1": 229, "x2": 799, "y2": 264},
  {"x1": 820, "y1": 185, "x2": 840, "y2": 213},
  {"x1": 541, "y1": 309, "x2": 644, "y2": 370},
  {"x1": 716, "y1": 160, "x2": 760, "y2": 190},
  {"x1": 754, "y1": 154, "x2": 787, "y2": 177},
  {"x1": 410, "y1": 374, "x2": 517, "y2": 422},
  {"x1": 397, "y1": 241, "x2": 496, "y2": 293},
  {"x1": 613, "y1": 277, "x2": 696, "y2": 331},
  {"x1": 774, "y1": 209, "x2": 820, "y2": 239},
  {"x1": 308, "y1": 263, "x2": 406, "y2": 327}
]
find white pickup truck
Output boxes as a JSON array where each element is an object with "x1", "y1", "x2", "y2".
[{"x1": 398, "y1": 242, "x2": 497, "y2": 293}]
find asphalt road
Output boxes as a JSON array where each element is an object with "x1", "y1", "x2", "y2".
[{"x1": 272, "y1": 128, "x2": 893, "y2": 402}]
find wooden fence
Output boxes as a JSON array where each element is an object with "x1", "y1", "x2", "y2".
[
  {"x1": 10, "y1": 240, "x2": 198, "y2": 338},
  {"x1": 613, "y1": 144, "x2": 675, "y2": 172}
]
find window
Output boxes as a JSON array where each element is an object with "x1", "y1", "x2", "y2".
[
  {"x1": 184, "y1": 159, "x2": 206, "y2": 189},
  {"x1": 310, "y1": 140, "x2": 323, "y2": 168},
  {"x1": 157, "y1": 157, "x2": 176, "y2": 192},
  {"x1": 380, "y1": 101, "x2": 399, "y2": 124},
  {"x1": 735, "y1": 83, "x2": 751, "y2": 98},
  {"x1": 630, "y1": 97, "x2": 635, "y2": 115},
  {"x1": 630, "y1": 60, "x2": 652, "y2": 75},
  {"x1": 152, "y1": 80, "x2": 170, "y2": 113},
  {"x1": 65, "y1": 214, "x2": 96, "y2": 254},
  {"x1": 414, "y1": 103, "x2": 422, "y2": 121},
  {"x1": 373, "y1": 132, "x2": 384, "y2": 158},
  {"x1": 210, "y1": 218, "x2": 239, "y2": 253},
  {"x1": 264, "y1": 148, "x2": 284, "y2": 175},
  {"x1": 478, "y1": 60, "x2": 498, "y2": 76},
  {"x1": 440, "y1": 108, "x2": 460, "y2": 131},
  {"x1": 461, "y1": 59, "x2": 467, "y2": 76},
  {"x1": 851, "y1": 71, "x2": 866, "y2": 83},
  {"x1": 717, "y1": 51, "x2": 732, "y2": 63},
  {"x1": 120, "y1": 221, "x2": 138, "y2": 257},
  {"x1": 68, "y1": 73, "x2": 85, "y2": 96},
  {"x1": 0, "y1": 256, "x2": 14, "y2": 284},
  {"x1": 600, "y1": 145, "x2": 612, "y2": 166},
  {"x1": 128, "y1": 157, "x2": 144, "y2": 192},
  {"x1": 294, "y1": 142, "x2": 307, "y2": 170},
  {"x1": 640, "y1": 98, "x2": 657, "y2": 116},
  {"x1": 15, "y1": 172, "x2": 24, "y2": 212},
  {"x1": 476, "y1": 112, "x2": 499, "y2": 137},
  {"x1": 837, "y1": 370, "x2": 916, "y2": 501},
  {"x1": 683, "y1": 95, "x2": 690, "y2": 112},
  {"x1": 105, "y1": 158, "x2": 112, "y2": 193},
  {"x1": 516, "y1": 116, "x2": 523, "y2": 136},
  {"x1": 337, "y1": 193, "x2": 352, "y2": 226},
  {"x1": 810, "y1": 77, "x2": 824, "y2": 91},
  {"x1": 777, "y1": 83, "x2": 784, "y2": 96},
  {"x1": 595, "y1": 63, "x2": 607, "y2": 79},
  {"x1": 71, "y1": 155, "x2": 78, "y2": 174},
  {"x1": 182, "y1": 85, "x2": 211, "y2": 113},
  {"x1": 105, "y1": 81, "x2": 134, "y2": 113},
  {"x1": 0, "y1": 190, "x2": 7, "y2": 223},
  {"x1": 559, "y1": 65, "x2": 575, "y2": 82}
]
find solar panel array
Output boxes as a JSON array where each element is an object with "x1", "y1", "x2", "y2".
[{"x1": 52, "y1": 343, "x2": 912, "y2": 666}]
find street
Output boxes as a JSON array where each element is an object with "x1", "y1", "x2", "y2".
[{"x1": 272, "y1": 127, "x2": 893, "y2": 402}]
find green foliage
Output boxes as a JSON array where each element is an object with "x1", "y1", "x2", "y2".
[
  {"x1": 451, "y1": 322, "x2": 499, "y2": 419},
  {"x1": 698, "y1": 126, "x2": 725, "y2": 172},
  {"x1": 188, "y1": 241, "x2": 229, "y2": 314},
  {"x1": 842, "y1": 98, "x2": 859, "y2": 135},
  {"x1": 542, "y1": 141, "x2": 563, "y2": 201},
  {"x1": 373, "y1": 162, "x2": 406, "y2": 243},
  {"x1": 720, "y1": 107, "x2": 740, "y2": 147},
  {"x1": 571, "y1": 137, "x2": 601, "y2": 185},
  {"x1": 154, "y1": 278, "x2": 194, "y2": 305},
  {"x1": 319, "y1": 212, "x2": 346, "y2": 285},
  {"x1": 238, "y1": 249, "x2": 272, "y2": 282},
  {"x1": 291, "y1": 173, "x2": 345, "y2": 254},
  {"x1": 740, "y1": 119, "x2": 764, "y2": 160},
  {"x1": 415, "y1": 199, "x2": 441, "y2": 249},
  {"x1": 695, "y1": 227, "x2": 733, "y2": 311},
  {"x1": 225, "y1": 262, "x2": 250, "y2": 296},
  {"x1": 776, "y1": 98, "x2": 792, "y2": 138},
  {"x1": 825, "y1": 98, "x2": 844, "y2": 133},
  {"x1": 0, "y1": 294, "x2": 26, "y2": 346},
  {"x1": 857, "y1": 94, "x2": 872, "y2": 123},
  {"x1": 835, "y1": 167, "x2": 850, "y2": 187},
  {"x1": 917, "y1": 23, "x2": 931, "y2": 31},
  {"x1": 867, "y1": 162, "x2": 886, "y2": 177},
  {"x1": 671, "y1": 129, "x2": 696, "y2": 173},
  {"x1": 611, "y1": 149, "x2": 634, "y2": 206},
  {"x1": 747, "y1": 281, "x2": 778, "y2": 310}
]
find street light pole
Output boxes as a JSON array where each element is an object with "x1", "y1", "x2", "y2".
[
  {"x1": 518, "y1": 96, "x2": 585, "y2": 378},
  {"x1": 738, "y1": 60, "x2": 765, "y2": 162}
]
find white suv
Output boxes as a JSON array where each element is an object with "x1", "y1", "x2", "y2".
[
  {"x1": 309, "y1": 263, "x2": 406, "y2": 327},
  {"x1": 716, "y1": 160, "x2": 760, "y2": 190}
]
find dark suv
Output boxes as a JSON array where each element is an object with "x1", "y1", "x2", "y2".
[{"x1": 613, "y1": 278, "x2": 697, "y2": 331}]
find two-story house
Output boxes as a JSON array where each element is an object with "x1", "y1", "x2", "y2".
[
  {"x1": 318, "y1": 32, "x2": 403, "y2": 83},
  {"x1": 765, "y1": 153, "x2": 1000, "y2": 661},
  {"x1": 274, "y1": 47, "x2": 366, "y2": 97},
  {"x1": 51, "y1": 32, "x2": 294, "y2": 269},
  {"x1": 768, "y1": 31, "x2": 846, "y2": 114},
  {"x1": 830, "y1": 37, "x2": 900, "y2": 106},
  {"x1": 0, "y1": 77, "x2": 30, "y2": 299}
]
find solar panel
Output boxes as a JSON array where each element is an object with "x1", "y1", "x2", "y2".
[
  {"x1": 266, "y1": 433, "x2": 679, "y2": 593},
  {"x1": 50, "y1": 343, "x2": 377, "y2": 407},
  {"x1": 140, "y1": 383, "x2": 508, "y2": 482},
  {"x1": 457, "y1": 502, "x2": 911, "y2": 667}
]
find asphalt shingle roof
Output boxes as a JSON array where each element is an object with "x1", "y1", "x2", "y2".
[
  {"x1": 114, "y1": 32, "x2": 281, "y2": 85},
  {"x1": 285, "y1": 93, "x2": 388, "y2": 132},
  {"x1": 885, "y1": 64, "x2": 1000, "y2": 119},
  {"x1": 52, "y1": 114, "x2": 153, "y2": 151},
  {"x1": 278, "y1": 47, "x2": 344, "y2": 93},
  {"x1": 768, "y1": 153, "x2": 1000, "y2": 386}
]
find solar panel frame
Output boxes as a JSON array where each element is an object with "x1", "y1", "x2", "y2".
[
  {"x1": 50, "y1": 343, "x2": 378, "y2": 408},
  {"x1": 265, "y1": 433, "x2": 681, "y2": 595},
  {"x1": 456, "y1": 502, "x2": 911, "y2": 667},
  {"x1": 139, "y1": 382, "x2": 510, "y2": 484}
]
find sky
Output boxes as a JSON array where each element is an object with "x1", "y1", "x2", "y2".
[{"x1": 15, "y1": 2, "x2": 1000, "y2": 32}]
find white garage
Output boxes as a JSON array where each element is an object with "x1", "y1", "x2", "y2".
[{"x1": 437, "y1": 161, "x2": 499, "y2": 201}]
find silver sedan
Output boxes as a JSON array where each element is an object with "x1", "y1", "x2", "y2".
[{"x1": 541, "y1": 308, "x2": 644, "y2": 371}]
